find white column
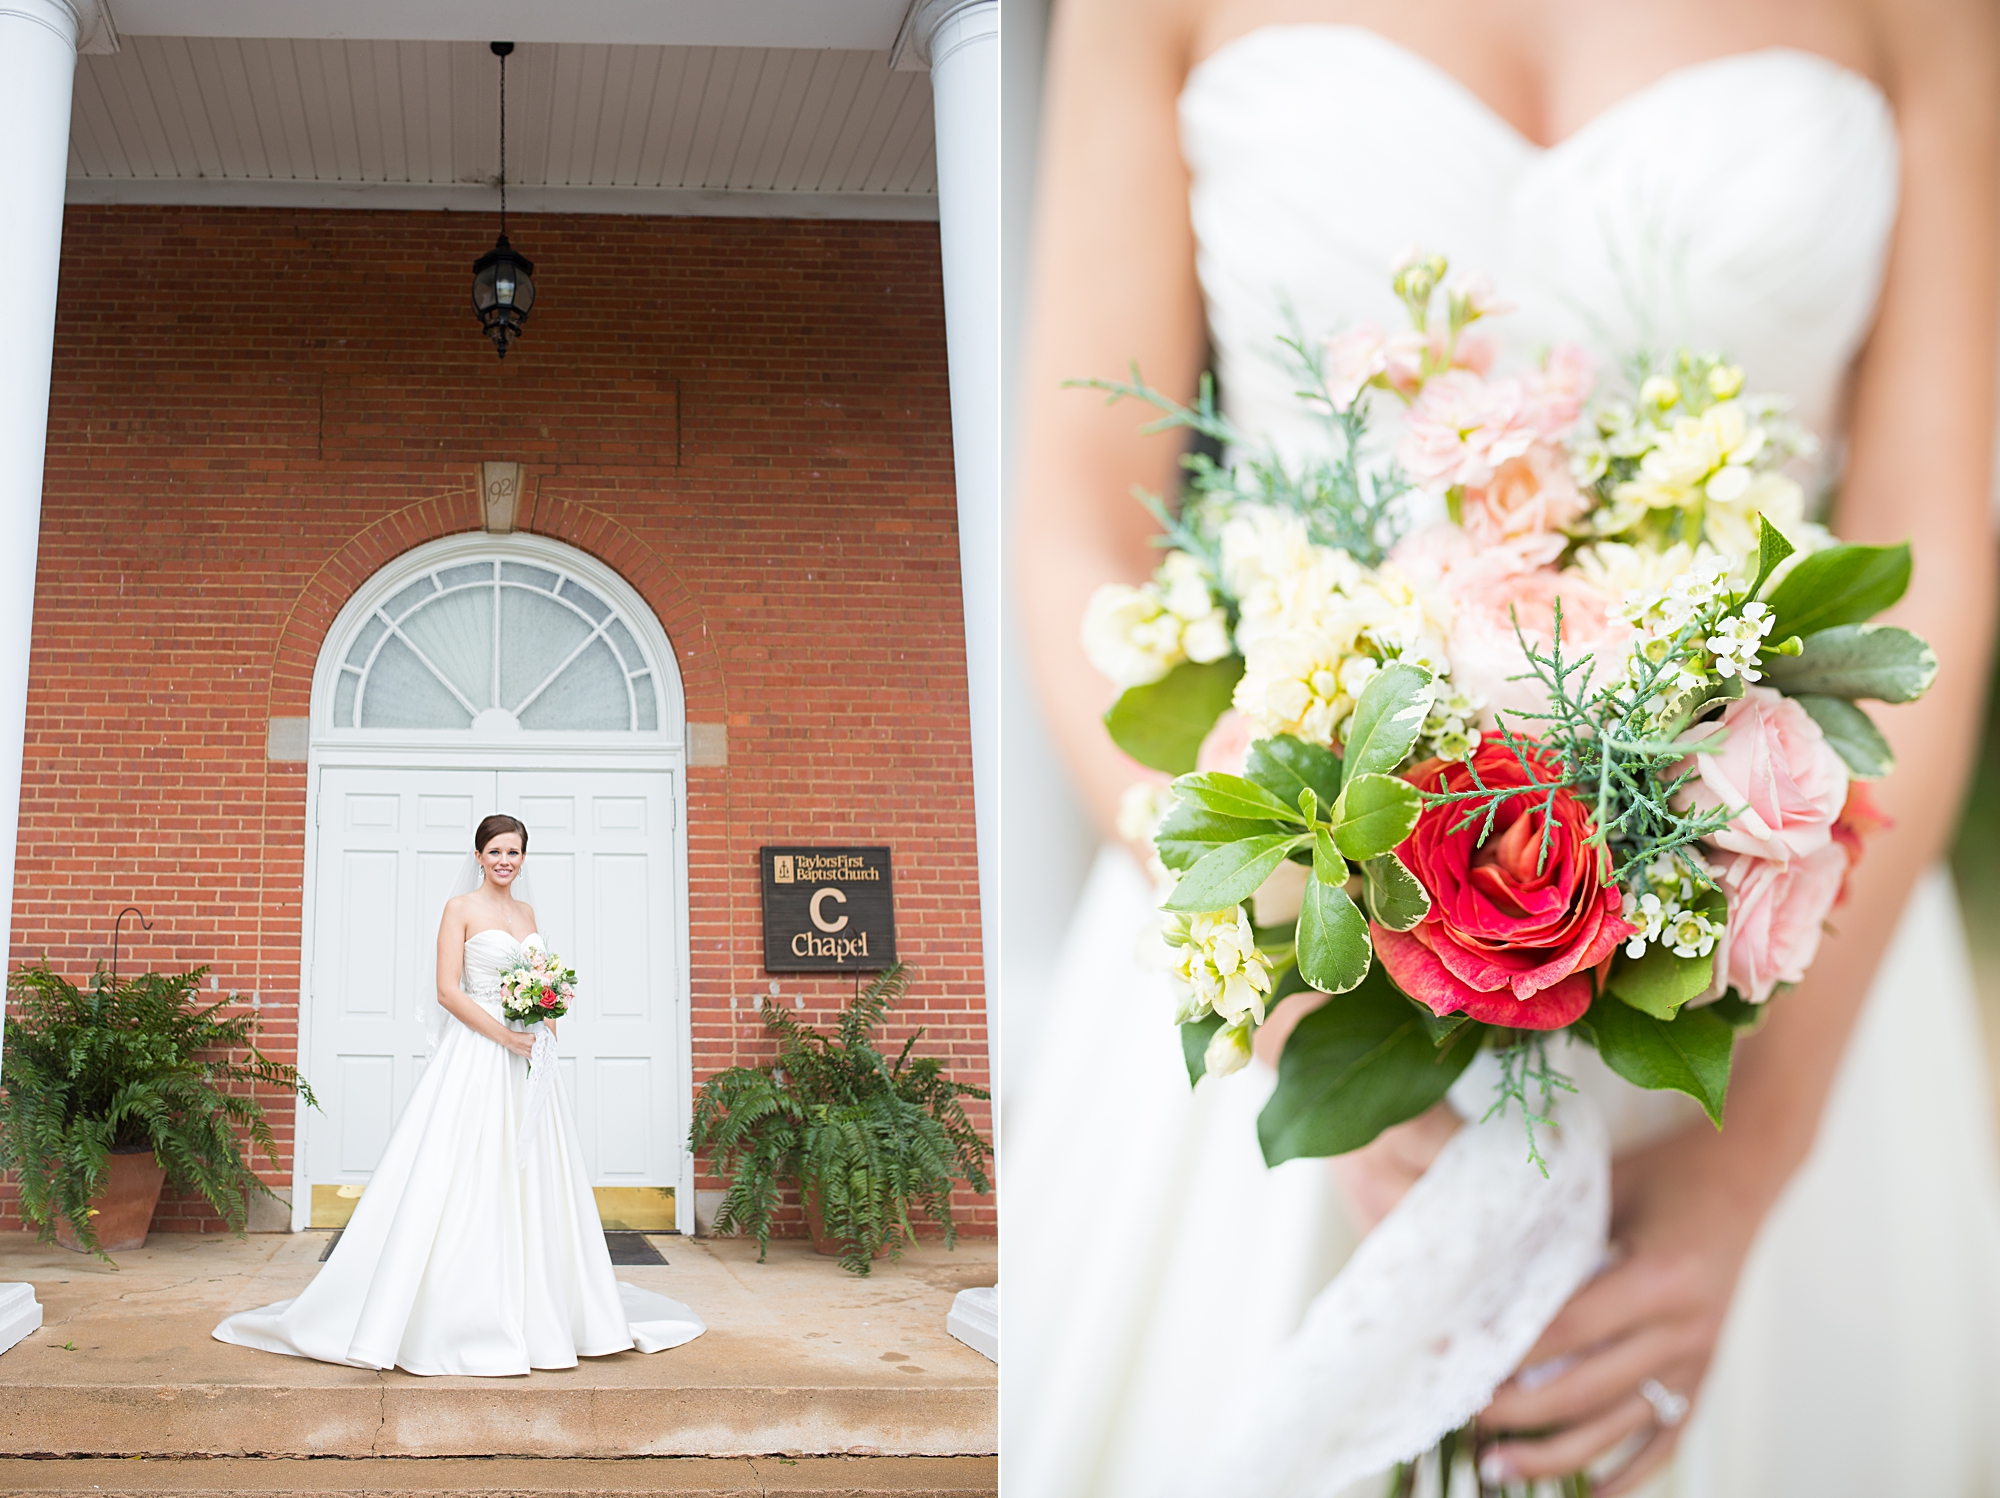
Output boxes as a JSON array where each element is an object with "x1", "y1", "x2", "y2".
[
  {"x1": 898, "y1": 0, "x2": 1000, "y2": 1362},
  {"x1": 0, "y1": 0, "x2": 99, "y2": 1358},
  {"x1": 899, "y1": 0, "x2": 999, "y2": 1079}
]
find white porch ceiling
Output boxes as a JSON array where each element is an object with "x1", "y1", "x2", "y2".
[
  {"x1": 67, "y1": 34, "x2": 938, "y2": 220},
  {"x1": 105, "y1": 0, "x2": 912, "y2": 49}
]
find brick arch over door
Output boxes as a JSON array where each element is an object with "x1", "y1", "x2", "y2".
[{"x1": 265, "y1": 491, "x2": 727, "y2": 725}]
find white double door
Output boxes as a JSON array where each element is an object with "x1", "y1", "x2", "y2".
[{"x1": 304, "y1": 765, "x2": 687, "y2": 1210}]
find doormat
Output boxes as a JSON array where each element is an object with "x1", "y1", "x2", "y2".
[{"x1": 604, "y1": 1231, "x2": 669, "y2": 1265}]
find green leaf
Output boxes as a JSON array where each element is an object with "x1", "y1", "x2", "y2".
[
  {"x1": 1654, "y1": 673, "x2": 1743, "y2": 742},
  {"x1": 1161, "y1": 833, "x2": 1309, "y2": 912},
  {"x1": 1340, "y1": 662, "x2": 1435, "y2": 778},
  {"x1": 1793, "y1": 694, "x2": 1894, "y2": 779},
  {"x1": 1747, "y1": 514, "x2": 1797, "y2": 600},
  {"x1": 1763, "y1": 541, "x2": 1911, "y2": 640},
  {"x1": 1103, "y1": 656, "x2": 1246, "y2": 774},
  {"x1": 1586, "y1": 991, "x2": 1735, "y2": 1125},
  {"x1": 1257, "y1": 966, "x2": 1479, "y2": 1163},
  {"x1": 1180, "y1": 1013, "x2": 1225, "y2": 1086},
  {"x1": 1416, "y1": 1010, "x2": 1472, "y2": 1048},
  {"x1": 1331, "y1": 773, "x2": 1424, "y2": 861},
  {"x1": 1760, "y1": 623, "x2": 1937, "y2": 703},
  {"x1": 1296, "y1": 878, "x2": 1372, "y2": 995},
  {"x1": 1705, "y1": 991, "x2": 1765, "y2": 1030},
  {"x1": 1171, "y1": 771, "x2": 1309, "y2": 824},
  {"x1": 1608, "y1": 943, "x2": 1713, "y2": 1021},
  {"x1": 1244, "y1": 733, "x2": 1344, "y2": 811},
  {"x1": 1361, "y1": 852, "x2": 1431, "y2": 932},
  {"x1": 1154, "y1": 802, "x2": 1284, "y2": 873}
]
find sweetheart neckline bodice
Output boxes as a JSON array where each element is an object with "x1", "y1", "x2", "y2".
[
  {"x1": 1176, "y1": 25, "x2": 1901, "y2": 471},
  {"x1": 1186, "y1": 27, "x2": 1888, "y2": 157},
  {"x1": 465, "y1": 928, "x2": 541, "y2": 949}
]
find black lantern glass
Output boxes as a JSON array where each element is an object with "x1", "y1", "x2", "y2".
[
  {"x1": 472, "y1": 41, "x2": 535, "y2": 358},
  {"x1": 472, "y1": 233, "x2": 536, "y2": 357}
]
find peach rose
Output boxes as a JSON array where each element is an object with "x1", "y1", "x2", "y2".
[
  {"x1": 1460, "y1": 443, "x2": 1590, "y2": 549},
  {"x1": 1711, "y1": 843, "x2": 1849, "y2": 1004},
  {"x1": 1674, "y1": 688, "x2": 1848, "y2": 864},
  {"x1": 1444, "y1": 566, "x2": 1631, "y2": 731}
]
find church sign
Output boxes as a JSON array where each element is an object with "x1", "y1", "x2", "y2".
[{"x1": 760, "y1": 846, "x2": 896, "y2": 971}]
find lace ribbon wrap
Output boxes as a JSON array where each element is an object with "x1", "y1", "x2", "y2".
[
  {"x1": 516, "y1": 1024, "x2": 559, "y2": 1165},
  {"x1": 1179, "y1": 1051, "x2": 1611, "y2": 1497}
]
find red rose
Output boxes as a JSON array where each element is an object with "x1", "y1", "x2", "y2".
[
  {"x1": 540, "y1": 993, "x2": 557, "y2": 1008},
  {"x1": 1374, "y1": 742, "x2": 1635, "y2": 1030}
]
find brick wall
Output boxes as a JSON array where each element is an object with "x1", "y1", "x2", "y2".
[{"x1": 0, "y1": 206, "x2": 990, "y2": 1238}]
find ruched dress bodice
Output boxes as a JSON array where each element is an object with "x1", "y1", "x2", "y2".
[
  {"x1": 460, "y1": 928, "x2": 541, "y2": 1014},
  {"x1": 1179, "y1": 29, "x2": 1899, "y2": 466}
]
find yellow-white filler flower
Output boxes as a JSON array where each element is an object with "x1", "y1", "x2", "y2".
[
  {"x1": 1081, "y1": 550, "x2": 1232, "y2": 688},
  {"x1": 1163, "y1": 905, "x2": 1275, "y2": 1029}
]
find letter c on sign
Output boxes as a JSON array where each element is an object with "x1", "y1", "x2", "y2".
[{"x1": 809, "y1": 886, "x2": 849, "y2": 933}]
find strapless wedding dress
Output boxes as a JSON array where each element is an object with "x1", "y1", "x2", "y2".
[
  {"x1": 1006, "y1": 29, "x2": 2000, "y2": 1497},
  {"x1": 213, "y1": 929, "x2": 703, "y2": 1376}
]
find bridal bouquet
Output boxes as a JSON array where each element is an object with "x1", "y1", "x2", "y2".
[
  {"x1": 1080, "y1": 253, "x2": 1934, "y2": 1487},
  {"x1": 498, "y1": 947, "x2": 574, "y2": 1030}
]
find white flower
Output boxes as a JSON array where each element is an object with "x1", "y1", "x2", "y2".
[
  {"x1": 1204, "y1": 1019, "x2": 1256, "y2": 1079},
  {"x1": 1620, "y1": 852, "x2": 1723, "y2": 960},
  {"x1": 1116, "y1": 781, "x2": 1174, "y2": 844},
  {"x1": 1163, "y1": 906, "x2": 1276, "y2": 1027},
  {"x1": 1080, "y1": 551, "x2": 1232, "y2": 688},
  {"x1": 1705, "y1": 602, "x2": 1775, "y2": 682},
  {"x1": 1233, "y1": 627, "x2": 1367, "y2": 747}
]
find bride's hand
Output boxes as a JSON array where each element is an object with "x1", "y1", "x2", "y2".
[
  {"x1": 1476, "y1": 1130, "x2": 1762, "y2": 1493},
  {"x1": 497, "y1": 1027, "x2": 537, "y2": 1059},
  {"x1": 1326, "y1": 1104, "x2": 1461, "y2": 1234}
]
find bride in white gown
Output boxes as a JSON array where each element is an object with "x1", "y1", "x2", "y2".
[
  {"x1": 214, "y1": 814, "x2": 704, "y2": 1376},
  {"x1": 1012, "y1": 3, "x2": 2000, "y2": 1494}
]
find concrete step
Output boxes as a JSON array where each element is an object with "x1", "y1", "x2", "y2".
[
  {"x1": 0, "y1": 1233, "x2": 996, "y2": 1460},
  {"x1": 0, "y1": 1456, "x2": 998, "y2": 1496}
]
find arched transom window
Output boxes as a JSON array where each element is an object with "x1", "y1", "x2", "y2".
[{"x1": 329, "y1": 555, "x2": 663, "y2": 732}]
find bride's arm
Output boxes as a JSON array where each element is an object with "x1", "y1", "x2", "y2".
[
  {"x1": 435, "y1": 902, "x2": 537, "y2": 1058},
  {"x1": 1018, "y1": 0, "x2": 1210, "y2": 836},
  {"x1": 1481, "y1": 7, "x2": 2000, "y2": 1488}
]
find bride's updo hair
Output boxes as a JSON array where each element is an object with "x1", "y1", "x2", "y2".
[{"x1": 474, "y1": 813, "x2": 528, "y2": 854}]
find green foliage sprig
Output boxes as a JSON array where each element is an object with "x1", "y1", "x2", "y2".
[
  {"x1": 0, "y1": 964, "x2": 316, "y2": 1260},
  {"x1": 688, "y1": 963, "x2": 991, "y2": 1276},
  {"x1": 1070, "y1": 331, "x2": 1414, "y2": 574}
]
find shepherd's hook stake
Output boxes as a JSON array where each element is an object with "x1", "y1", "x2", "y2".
[{"x1": 110, "y1": 906, "x2": 152, "y2": 983}]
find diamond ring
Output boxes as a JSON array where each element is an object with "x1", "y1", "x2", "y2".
[{"x1": 1639, "y1": 1378, "x2": 1690, "y2": 1428}]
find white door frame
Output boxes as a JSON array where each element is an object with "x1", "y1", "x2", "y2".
[{"x1": 290, "y1": 532, "x2": 693, "y2": 1231}]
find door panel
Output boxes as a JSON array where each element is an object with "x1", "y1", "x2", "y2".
[
  {"x1": 500, "y1": 770, "x2": 683, "y2": 1190},
  {"x1": 308, "y1": 768, "x2": 496, "y2": 1192}
]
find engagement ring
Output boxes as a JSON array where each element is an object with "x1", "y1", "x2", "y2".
[{"x1": 1640, "y1": 1378, "x2": 1690, "y2": 1428}]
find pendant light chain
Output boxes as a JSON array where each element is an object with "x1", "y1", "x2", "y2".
[{"x1": 498, "y1": 46, "x2": 508, "y2": 235}]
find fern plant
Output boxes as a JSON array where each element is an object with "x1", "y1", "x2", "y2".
[
  {"x1": 689, "y1": 963, "x2": 991, "y2": 1275},
  {"x1": 0, "y1": 963, "x2": 317, "y2": 1260}
]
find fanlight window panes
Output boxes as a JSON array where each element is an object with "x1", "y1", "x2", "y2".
[{"x1": 332, "y1": 559, "x2": 661, "y2": 731}]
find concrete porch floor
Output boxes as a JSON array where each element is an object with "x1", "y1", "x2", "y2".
[{"x1": 0, "y1": 1232, "x2": 996, "y2": 1462}]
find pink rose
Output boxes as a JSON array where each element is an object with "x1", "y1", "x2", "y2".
[
  {"x1": 1710, "y1": 843, "x2": 1848, "y2": 1004},
  {"x1": 1459, "y1": 443, "x2": 1589, "y2": 549},
  {"x1": 1675, "y1": 688, "x2": 1848, "y2": 864},
  {"x1": 1444, "y1": 563, "x2": 1630, "y2": 731},
  {"x1": 1196, "y1": 710, "x2": 1256, "y2": 775}
]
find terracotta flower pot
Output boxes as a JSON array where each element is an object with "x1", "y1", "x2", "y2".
[
  {"x1": 54, "y1": 1147, "x2": 167, "y2": 1253},
  {"x1": 800, "y1": 1185, "x2": 894, "y2": 1260}
]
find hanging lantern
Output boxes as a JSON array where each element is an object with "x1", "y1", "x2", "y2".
[
  {"x1": 472, "y1": 233, "x2": 535, "y2": 357},
  {"x1": 471, "y1": 41, "x2": 535, "y2": 357}
]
